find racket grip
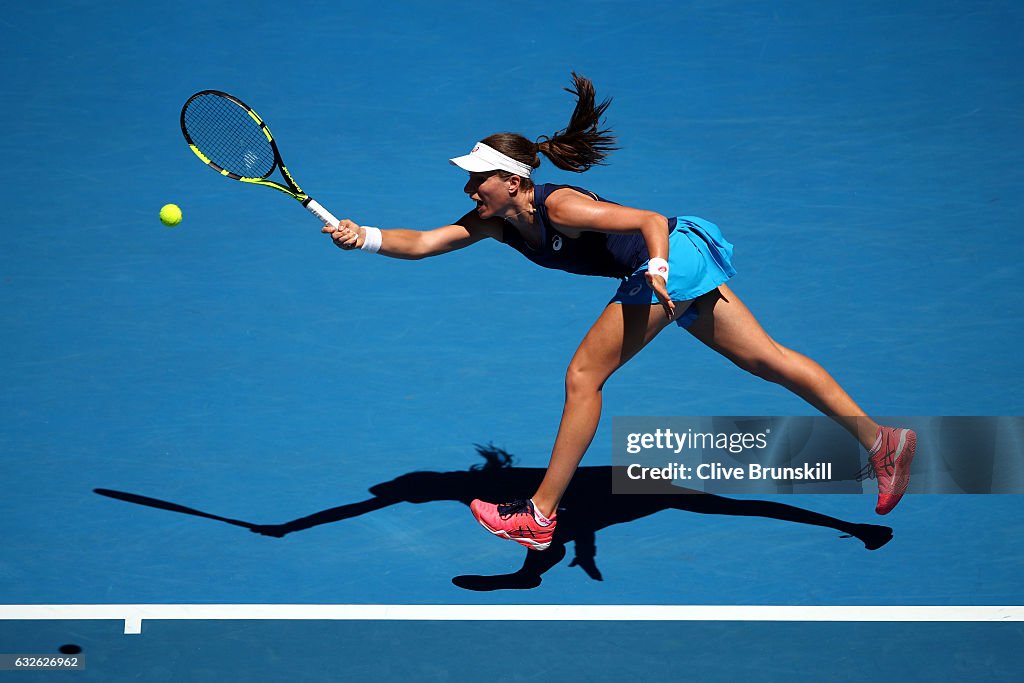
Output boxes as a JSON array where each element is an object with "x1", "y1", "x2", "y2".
[{"x1": 303, "y1": 198, "x2": 340, "y2": 228}]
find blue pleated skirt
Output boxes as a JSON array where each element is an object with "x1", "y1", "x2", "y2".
[{"x1": 609, "y1": 216, "x2": 737, "y2": 328}]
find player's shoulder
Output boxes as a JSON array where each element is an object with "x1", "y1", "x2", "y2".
[
  {"x1": 541, "y1": 184, "x2": 600, "y2": 209},
  {"x1": 542, "y1": 184, "x2": 603, "y2": 227}
]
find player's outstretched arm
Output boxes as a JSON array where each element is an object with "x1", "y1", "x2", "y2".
[{"x1": 322, "y1": 211, "x2": 502, "y2": 260}]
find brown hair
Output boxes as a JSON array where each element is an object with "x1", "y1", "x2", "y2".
[{"x1": 483, "y1": 72, "x2": 618, "y2": 187}]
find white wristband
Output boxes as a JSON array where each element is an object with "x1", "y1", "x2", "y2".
[
  {"x1": 647, "y1": 257, "x2": 669, "y2": 283},
  {"x1": 360, "y1": 226, "x2": 382, "y2": 254}
]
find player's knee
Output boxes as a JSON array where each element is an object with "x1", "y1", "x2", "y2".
[
  {"x1": 738, "y1": 349, "x2": 789, "y2": 384},
  {"x1": 565, "y1": 361, "x2": 604, "y2": 399},
  {"x1": 749, "y1": 359, "x2": 785, "y2": 384}
]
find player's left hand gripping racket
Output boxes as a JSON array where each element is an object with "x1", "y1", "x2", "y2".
[{"x1": 180, "y1": 90, "x2": 339, "y2": 227}]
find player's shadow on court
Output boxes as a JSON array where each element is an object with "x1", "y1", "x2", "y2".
[{"x1": 94, "y1": 444, "x2": 891, "y2": 591}]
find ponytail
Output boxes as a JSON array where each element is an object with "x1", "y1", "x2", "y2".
[
  {"x1": 477, "y1": 72, "x2": 617, "y2": 184},
  {"x1": 535, "y1": 72, "x2": 618, "y2": 173}
]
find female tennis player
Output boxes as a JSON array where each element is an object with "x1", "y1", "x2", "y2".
[{"x1": 322, "y1": 73, "x2": 916, "y2": 551}]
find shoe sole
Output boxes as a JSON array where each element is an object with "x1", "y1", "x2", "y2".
[
  {"x1": 474, "y1": 517, "x2": 552, "y2": 551},
  {"x1": 876, "y1": 429, "x2": 917, "y2": 515}
]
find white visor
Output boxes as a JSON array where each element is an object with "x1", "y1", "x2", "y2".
[{"x1": 449, "y1": 142, "x2": 533, "y2": 178}]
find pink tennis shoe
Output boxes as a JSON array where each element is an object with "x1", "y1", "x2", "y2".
[
  {"x1": 470, "y1": 499, "x2": 556, "y2": 551},
  {"x1": 861, "y1": 426, "x2": 917, "y2": 515}
]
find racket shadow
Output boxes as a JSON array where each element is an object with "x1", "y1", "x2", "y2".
[{"x1": 93, "y1": 444, "x2": 892, "y2": 592}]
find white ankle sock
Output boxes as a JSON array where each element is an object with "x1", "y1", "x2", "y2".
[
  {"x1": 530, "y1": 499, "x2": 553, "y2": 526},
  {"x1": 868, "y1": 427, "x2": 884, "y2": 455}
]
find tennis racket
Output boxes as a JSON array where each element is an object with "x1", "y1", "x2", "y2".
[{"x1": 180, "y1": 90, "x2": 339, "y2": 227}]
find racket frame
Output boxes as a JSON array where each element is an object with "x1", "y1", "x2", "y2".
[{"x1": 180, "y1": 89, "x2": 339, "y2": 227}]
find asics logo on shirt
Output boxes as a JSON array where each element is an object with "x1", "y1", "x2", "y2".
[{"x1": 552, "y1": 235, "x2": 563, "y2": 251}]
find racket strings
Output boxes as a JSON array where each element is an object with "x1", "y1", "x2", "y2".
[{"x1": 183, "y1": 93, "x2": 276, "y2": 179}]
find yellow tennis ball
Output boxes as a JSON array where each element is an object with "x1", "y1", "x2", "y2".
[{"x1": 160, "y1": 204, "x2": 182, "y2": 227}]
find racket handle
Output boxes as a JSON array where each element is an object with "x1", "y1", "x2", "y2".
[{"x1": 303, "y1": 198, "x2": 340, "y2": 228}]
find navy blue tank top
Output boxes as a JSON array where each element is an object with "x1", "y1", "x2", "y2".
[{"x1": 500, "y1": 184, "x2": 664, "y2": 278}]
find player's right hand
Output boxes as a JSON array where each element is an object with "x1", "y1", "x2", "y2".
[{"x1": 323, "y1": 219, "x2": 363, "y2": 250}]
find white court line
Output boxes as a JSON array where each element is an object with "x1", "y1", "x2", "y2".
[{"x1": 0, "y1": 605, "x2": 1021, "y2": 635}]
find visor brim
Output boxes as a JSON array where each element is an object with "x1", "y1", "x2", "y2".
[{"x1": 448, "y1": 154, "x2": 500, "y2": 173}]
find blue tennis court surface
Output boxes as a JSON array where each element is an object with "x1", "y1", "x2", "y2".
[{"x1": 2, "y1": 0, "x2": 1022, "y2": 679}]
